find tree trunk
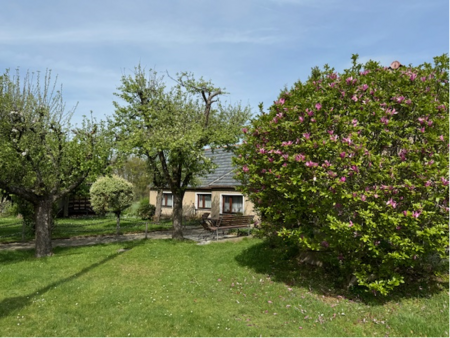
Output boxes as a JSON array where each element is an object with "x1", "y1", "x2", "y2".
[
  {"x1": 34, "y1": 198, "x2": 54, "y2": 257},
  {"x1": 154, "y1": 189, "x2": 163, "y2": 223},
  {"x1": 172, "y1": 192, "x2": 184, "y2": 240},
  {"x1": 116, "y1": 213, "x2": 121, "y2": 236}
]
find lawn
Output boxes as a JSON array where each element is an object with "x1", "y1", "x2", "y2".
[
  {"x1": 0, "y1": 238, "x2": 448, "y2": 337},
  {"x1": 0, "y1": 216, "x2": 177, "y2": 243}
]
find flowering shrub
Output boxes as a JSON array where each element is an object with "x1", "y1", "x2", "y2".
[{"x1": 234, "y1": 55, "x2": 449, "y2": 295}]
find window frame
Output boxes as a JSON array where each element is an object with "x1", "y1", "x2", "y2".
[
  {"x1": 220, "y1": 193, "x2": 244, "y2": 214},
  {"x1": 196, "y1": 193, "x2": 212, "y2": 210},
  {"x1": 162, "y1": 192, "x2": 173, "y2": 208}
]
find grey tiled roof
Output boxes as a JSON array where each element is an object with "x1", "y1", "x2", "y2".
[{"x1": 196, "y1": 148, "x2": 240, "y2": 188}]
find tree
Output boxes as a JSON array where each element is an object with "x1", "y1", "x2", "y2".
[
  {"x1": 89, "y1": 175, "x2": 134, "y2": 235},
  {"x1": 234, "y1": 55, "x2": 449, "y2": 295},
  {"x1": 112, "y1": 66, "x2": 251, "y2": 239},
  {"x1": 0, "y1": 69, "x2": 111, "y2": 257},
  {"x1": 113, "y1": 156, "x2": 152, "y2": 200}
]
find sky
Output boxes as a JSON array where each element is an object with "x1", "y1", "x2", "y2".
[{"x1": 1, "y1": 0, "x2": 448, "y2": 126}]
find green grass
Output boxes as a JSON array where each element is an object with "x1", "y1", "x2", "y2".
[
  {"x1": 0, "y1": 238, "x2": 448, "y2": 337},
  {"x1": 0, "y1": 216, "x2": 186, "y2": 243}
]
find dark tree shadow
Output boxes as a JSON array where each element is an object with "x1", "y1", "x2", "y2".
[
  {"x1": 0, "y1": 240, "x2": 147, "y2": 318},
  {"x1": 234, "y1": 240, "x2": 448, "y2": 306}
]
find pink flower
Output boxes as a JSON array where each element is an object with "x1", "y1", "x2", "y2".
[
  {"x1": 242, "y1": 128, "x2": 248, "y2": 133},
  {"x1": 425, "y1": 181, "x2": 432, "y2": 187},
  {"x1": 242, "y1": 165, "x2": 249, "y2": 173},
  {"x1": 412, "y1": 210, "x2": 422, "y2": 218},
  {"x1": 259, "y1": 148, "x2": 266, "y2": 154},
  {"x1": 403, "y1": 211, "x2": 408, "y2": 217},
  {"x1": 315, "y1": 103, "x2": 322, "y2": 110},
  {"x1": 351, "y1": 95, "x2": 358, "y2": 102},
  {"x1": 283, "y1": 162, "x2": 288, "y2": 167},
  {"x1": 439, "y1": 135, "x2": 444, "y2": 141},
  {"x1": 277, "y1": 98, "x2": 285, "y2": 105},
  {"x1": 339, "y1": 152, "x2": 346, "y2": 159},
  {"x1": 340, "y1": 177, "x2": 346, "y2": 182},
  {"x1": 352, "y1": 119, "x2": 358, "y2": 127},
  {"x1": 361, "y1": 84, "x2": 369, "y2": 91},
  {"x1": 327, "y1": 130, "x2": 334, "y2": 135},
  {"x1": 410, "y1": 73, "x2": 417, "y2": 81},
  {"x1": 346, "y1": 76, "x2": 353, "y2": 84},
  {"x1": 305, "y1": 161, "x2": 318, "y2": 167},
  {"x1": 295, "y1": 154, "x2": 305, "y2": 162},
  {"x1": 330, "y1": 135, "x2": 338, "y2": 142},
  {"x1": 268, "y1": 158, "x2": 274, "y2": 163},
  {"x1": 349, "y1": 221, "x2": 353, "y2": 227},
  {"x1": 303, "y1": 132, "x2": 311, "y2": 140},
  {"x1": 386, "y1": 198, "x2": 397, "y2": 208},
  {"x1": 299, "y1": 116, "x2": 304, "y2": 123},
  {"x1": 441, "y1": 177, "x2": 449, "y2": 186},
  {"x1": 306, "y1": 109, "x2": 314, "y2": 117},
  {"x1": 380, "y1": 116, "x2": 389, "y2": 125},
  {"x1": 361, "y1": 195, "x2": 366, "y2": 202}
]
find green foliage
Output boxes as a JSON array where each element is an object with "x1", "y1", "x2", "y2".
[
  {"x1": 113, "y1": 156, "x2": 152, "y2": 200},
  {"x1": 137, "y1": 197, "x2": 156, "y2": 220},
  {"x1": 111, "y1": 65, "x2": 251, "y2": 236},
  {"x1": 0, "y1": 69, "x2": 112, "y2": 255},
  {"x1": 90, "y1": 175, "x2": 134, "y2": 217},
  {"x1": 234, "y1": 54, "x2": 449, "y2": 295}
]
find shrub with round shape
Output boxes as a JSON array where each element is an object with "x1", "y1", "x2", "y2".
[{"x1": 234, "y1": 55, "x2": 449, "y2": 295}]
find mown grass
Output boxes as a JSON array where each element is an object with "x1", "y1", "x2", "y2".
[
  {"x1": 0, "y1": 238, "x2": 448, "y2": 337},
  {"x1": 0, "y1": 216, "x2": 180, "y2": 243}
]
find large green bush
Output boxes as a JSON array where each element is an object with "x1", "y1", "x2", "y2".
[{"x1": 234, "y1": 55, "x2": 449, "y2": 295}]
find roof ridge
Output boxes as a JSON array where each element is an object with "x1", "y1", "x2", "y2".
[{"x1": 207, "y1": 168, "x2": 235, "y2": 186}]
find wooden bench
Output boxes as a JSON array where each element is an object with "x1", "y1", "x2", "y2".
[{"x1": 201, "y1": 214, "x2": 254, "y2": 240}]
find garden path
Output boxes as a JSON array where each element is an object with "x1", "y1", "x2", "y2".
[{"x1": 0, "y1": 227, "x2": 247, "y2": 251}]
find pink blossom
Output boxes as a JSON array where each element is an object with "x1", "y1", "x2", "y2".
[
  {"x1": 386, "y1": 198, "x2": 397, "y2": 208},
  {"x1": 412, "y1": 210, "x2": 422, "y2": 218},
  {"x1": 242, "y1": 128, "x2": 248, "y2": 133},
  {"x1": 410, "y1": 73, "x2": 417, "y2": 81},
  {"x1": 283, "y1": 162, "x2": 288, "y2": 167},
  {"x1": 403, "y1": 211, "x2": 408, "y2": 217},
  {"x1": 322, "y1": 160, "x2": 331, "y2": 168},
  {"x1": 311, "y1": 118, "x2": 316, "y2": 123},
  {"x1": 340, "y1": 177, "x2": 346, "y2": 182},
  {"x1": 259, "y1": 148, "x2": 266, "y2": 154},
  {"x1": 339, "y1": 152, "x2": 346, "y2": 159},
  {"x1": 361, "y1": 84, "x2": 369, "y2": 91},
  {"x1": 305, "y1": 161, "x2": 318, "y2": 167},
  {"x1": 242, "y1": 165, "x2": 249, "y2": 173},
  {"x1": 349, "y1": 221, "x2": 353, "y2": 227},
  {"x1": 380, "y1": 116, "x2": 389, "y2": 125},
  {"x1": 351, "y1": 95, "x2": 358, "y2": 102},
  {"x1": 352, "y1": 119, "x2": 358, "y2": 127},
  {"x1": 295, "y1": 154, "x2": 305, "y2": 162},
  {"x1": 330, "y1": 135, "x2": 338, "y2": 142},
  {"x1": 277, "y1": 98, "x2": 285, "y2": 105},
  {"x1": 268, "y1": 158, "x2": 274, "y2": 163},
  {"x1": 315, "y1": 103, "x2": 322, "y2": 110},
  {"x1": 419, "y1": 127, "x2": 425, "y2": 133},
  {"x1": 395, "y1": 96, "x2": 405, "y2": 103},
  {"x1": 361, "y1": 195, "x2": 366, "y2": 202},
  {"x1": 346, "y1": 76, "x2": 353, "y2": 84},
  {"x1": 441, "y1": 177, "x2": 449, "y2": 186},
  {"x1": 306, "y1": 109, "x2": 314, "y2": 117},
  {"x1": 298, "y1": 116, "x2": 304, "y2": 123},
  {"x1": 439, "y1": 135, "x2": 444, "y2": 141},
  {"x1": 327, "y1": 130, "x2": 334, "y2": 135},
  {"x1": 303, "y1": 132, "x2": 311, "y2": 140},
  {"x1": 421, "y1": 76, "x2": 427, "y2": 82}
]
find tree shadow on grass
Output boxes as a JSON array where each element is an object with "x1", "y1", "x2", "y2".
[
  {"x1": 234, "y1": 240, "x2": 448, "y2": 306},
  {"x1": 0, "y1": 240, "x2": 147, "y2": 318}
]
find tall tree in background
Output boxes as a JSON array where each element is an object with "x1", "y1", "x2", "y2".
[
  {"x1": 112, "y1": 66, "x2": 251, "y2": 239},
  {"x1": 113, "y1": 156, "x2": 152, "y2": 200},
  {"x1": 0, "y1": 69, "x2": 112, "y2": 257}
]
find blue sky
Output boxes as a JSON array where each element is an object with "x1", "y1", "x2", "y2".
[{"x1": 1, "y1": 0, "x2": 448, "y2": 126}]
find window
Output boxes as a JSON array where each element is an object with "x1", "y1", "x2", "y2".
[
  {"x1": 162, "y1": 193, "x2": 173, "y2": 207},
  {"x1": 197, "y1": 194, "x2": 211, "y2": 209},
  {"x1": 222, "y1": 195, "x2": 243, "y2": 214}
]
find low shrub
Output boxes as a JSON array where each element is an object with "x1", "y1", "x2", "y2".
[{"x1": 137, "y1": 198, "x2": 156, "y2": 220}]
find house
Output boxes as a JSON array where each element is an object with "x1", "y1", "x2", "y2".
[{"x1": 148, "y1": 148, "x2": 256, "y2": 219}]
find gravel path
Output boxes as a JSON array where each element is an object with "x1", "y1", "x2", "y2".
[{"x1": 0, "y1": 227, "x2": 247, "y2": 251}]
